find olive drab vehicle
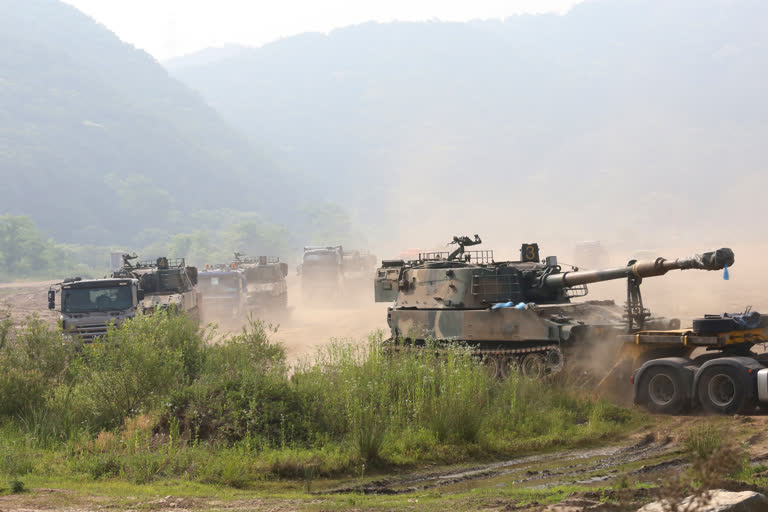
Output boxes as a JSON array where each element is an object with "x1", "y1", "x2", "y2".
[
  {"x1": 374, "y1": 235, "x2": 734, "y2": 377},
  {"x1": 233, "y1": 254, "x2": 289, "y2": 311},
  {"x1": 197, "y1": 264, "x2": 248, "y2": 322},
  {"x1": 342, "y1": 249, "x2": 378, "y2": 299},
  {"x1": 300, "y1": 246, "x2": 344, "y2": 303},
  {"x1": 113, "y1": 254, "x2": 201, "y2": 323}
]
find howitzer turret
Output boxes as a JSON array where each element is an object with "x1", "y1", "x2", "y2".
[{"x1": 375, "y1": 236, "x2": 734, "y2": 378}]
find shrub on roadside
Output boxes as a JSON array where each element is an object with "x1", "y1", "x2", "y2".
[
  {"x1": 0, "y1": 313, "x2": 640, "y2": 487},
  {"x1": 0, "y1": 315, "x2": 69, "y2": 418},
  {"x1": 64, "y1": 311, "x2": 205, "y2": 432}
]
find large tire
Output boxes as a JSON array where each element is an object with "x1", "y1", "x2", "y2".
[
  {"x1": 697, "y1": 365, "x2": 750, "y2": 415},
  {"x1": 637, "y1": 366, "x2": 688, "y2": 414}
]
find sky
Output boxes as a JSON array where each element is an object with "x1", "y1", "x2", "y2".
[{"x1": 63, "y1": 0, "x2": 584, "y2": 61}]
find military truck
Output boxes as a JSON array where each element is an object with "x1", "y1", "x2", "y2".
[
  {"x1": 300, "y1": 246, "x2": 344, "y2": 303},
  {"x1": 233, "y1": 254, "x2": 289, "y2": 310},
  {"x1": 48, "y1": 276, "x2": 145, "y2": 342},
  {"x1": 113, "y1": 255, "x2": 200, "y2": 322},
  {"x1": 197, "y1": 264, "x2": 248, "y2": 322},
  {"x1": 342, "y1": 250, "x2": 378, "y2": 299},
  {"x1": 626, "y1": 311, "x2": 768, "y2": 415},
  {"x1": 374, "y1": 234, "x2": 732, "y2": 378}
]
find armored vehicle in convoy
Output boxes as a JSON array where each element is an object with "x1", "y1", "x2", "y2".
[
  {"x1": 197, "y1": 265, "x2": 248, "y2": 322},
  {"x1": 113, "y1": 255, "x2": 200, "y2": 322},
  {"x1": 375, "y1": 235, "x2": 733, "y2": 377},
  {"x1": 232, "y1": 254, "x2": 289, "y2": 310},
  {"x1": 300, "y1": 246, "x2": 344, "y2": 303},
  {"x1": 48, "y1": 277, "x2": 145, "y2": 342},
  {"x1": 342, "y1": 250, "x2": 378, "y2": 298}
]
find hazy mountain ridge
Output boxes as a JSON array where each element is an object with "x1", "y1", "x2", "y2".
[
  {"x1": 170, "y1": 0, "x2": 768, "y2": 246},
  {"x1": 0, "y1": 0, "x2": 300, "y2": 245}
]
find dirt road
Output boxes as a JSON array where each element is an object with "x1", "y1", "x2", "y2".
[{"x1": 0, "y1": 280, "x2": 58, "y2": 325}]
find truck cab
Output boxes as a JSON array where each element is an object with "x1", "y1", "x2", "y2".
[{"x1": 48, "y1": 277, "x2": 144, "y2": 341}]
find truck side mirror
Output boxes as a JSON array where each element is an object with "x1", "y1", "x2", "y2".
[
  {"x1": 47, "y1": 289, "x2": 55, "y2": 310},
  {"x1": 137, "y1": 289, "x2": 145, "y2": 301}
]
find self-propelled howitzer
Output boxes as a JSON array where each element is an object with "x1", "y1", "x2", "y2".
[{"x1": 374, "y1": 237, "x2": 733, "y2": 377}]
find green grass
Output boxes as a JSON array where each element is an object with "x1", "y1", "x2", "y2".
[{"x1": 0, "y1": 311, "x2": 642, "y2": 494}]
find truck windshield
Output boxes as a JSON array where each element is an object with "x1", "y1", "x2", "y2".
[{"x1": 62, "y1": 286, "x2": 133, "y2": 313}]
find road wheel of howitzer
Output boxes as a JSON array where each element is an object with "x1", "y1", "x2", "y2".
[
  {"x1": 484, "y1": 355, "x2": 503, "y2": 379},
  {"x1": 521, "y1": 353, "x2": 547, "y2": 379},
  {"x1": 638, "y1": 366, "x2": 688, "y2": 414},
  {"x1": 483, "y1": 355, "x2": 517, "y2": 379},
  {"x1": 545, "y1": 348, "x2": 564, "y2": 375},
  {"x1": 697, "y1": 366, "x2": 750, "y2": 415}
]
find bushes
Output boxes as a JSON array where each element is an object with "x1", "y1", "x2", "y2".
[
  {"x1": 0, "y1": 313, "x2": 638, "y2": 486},
  {"x1": 168, "y1": 320, "x2": 315, "y2": 446},
  {"x1": 65, "y1": 312, "x2": 205, "y2": 432},
  {"x1": 0, "y1": 314, "x2": 68, "y2": 418}
]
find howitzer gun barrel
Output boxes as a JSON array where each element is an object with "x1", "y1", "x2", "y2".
[{"x1": 543, "y1": 248, "x2": 734, "y2": 288}]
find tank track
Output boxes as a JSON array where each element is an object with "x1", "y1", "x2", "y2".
[{"x1": 384, "y1": 340, "x2": 563, "y2": 378}]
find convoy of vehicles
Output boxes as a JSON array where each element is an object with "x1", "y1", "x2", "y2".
[
  {"x1": 48, "y1": 254, "x2": 200, "y2": 341},
  {"x1": 42, "y1": 235, "x2": 768, "y2": 417}
]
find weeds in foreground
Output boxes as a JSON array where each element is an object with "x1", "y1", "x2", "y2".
[
  {"x1": 656, "y1": 422, "x2": 755, "y2": 512},
  {"x1": 0, "y1": 313, "x2": 639, "y2": 487}
]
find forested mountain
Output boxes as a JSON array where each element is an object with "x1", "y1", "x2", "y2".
[
  {"x1": 0, "y1": 0, "x2": 302, "y2": 246},
  {"x1": 170, "y1": 0, "x2": 768, "y2": 248}
]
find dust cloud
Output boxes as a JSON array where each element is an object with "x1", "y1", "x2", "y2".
[
  {"x1": 198, "y1": 275, "x2": 389, "y2": 363},
  {"x1": 2, "y1": 238, "x2": 764, "y2": 370}
]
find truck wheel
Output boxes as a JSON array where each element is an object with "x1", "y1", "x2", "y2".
[
  {"x1": 638, "y1": 366, "x2": 688, "y2": 414},
  {"x1": 697, "y1": 366, "x2": 748, "y2": 415}
]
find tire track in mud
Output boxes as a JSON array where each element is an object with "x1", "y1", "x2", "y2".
[{"x1": 323, "y1": 435, "x2": 678, "y2": 495}]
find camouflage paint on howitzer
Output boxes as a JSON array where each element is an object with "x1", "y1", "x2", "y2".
[
  {"x1": 390, "y1": 301, "x2": 627, "y2": 345},
  {"x1": 378, "y1": 241, "x2": 732, "y2": 347}
]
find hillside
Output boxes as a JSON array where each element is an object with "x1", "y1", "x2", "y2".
[
  {"x1": 0, "y1": 0, "x2": 300, "y2": 246},
  {"x1": 170, "y1": 0, "x2": 768, "y2": 248}
]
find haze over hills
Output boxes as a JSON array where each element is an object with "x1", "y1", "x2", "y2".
[
  {"x1": 169, "y1": 0, "x2": 768, "y2": 251},
  {"x1": 0, "y1": 0, "x2": 303, "y2": 246}
]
